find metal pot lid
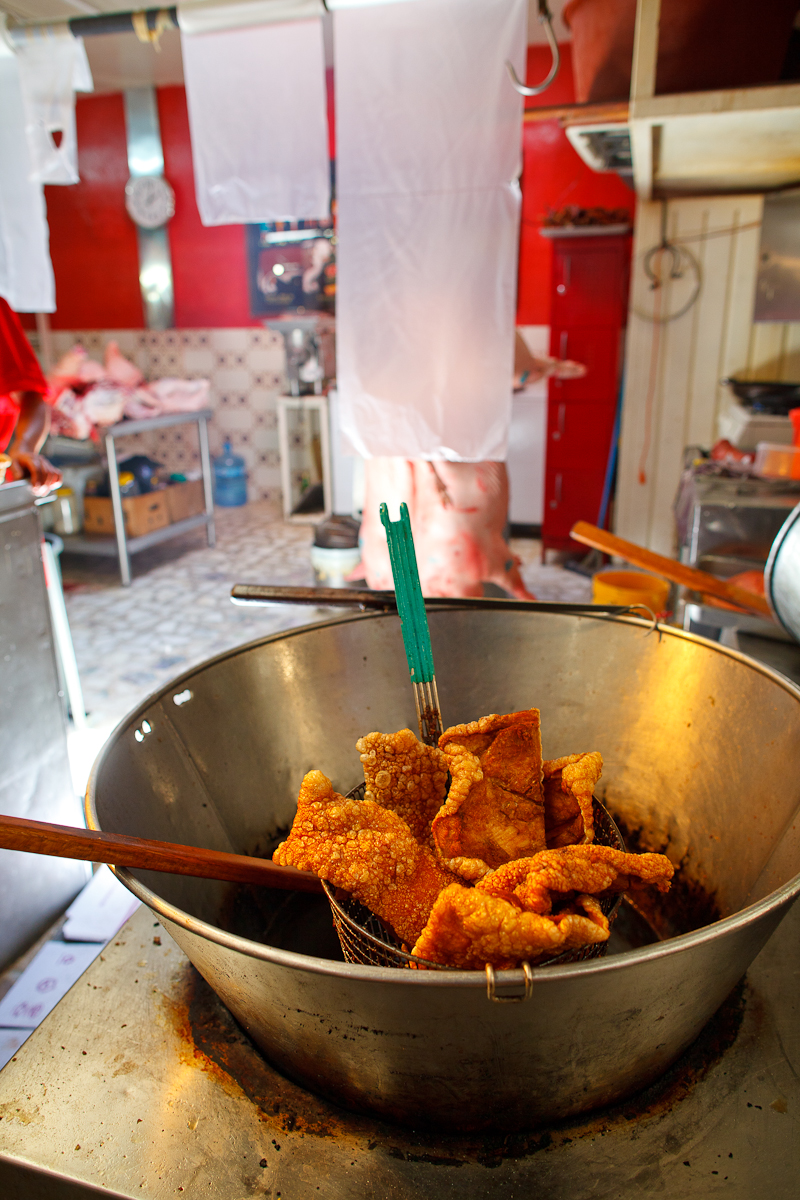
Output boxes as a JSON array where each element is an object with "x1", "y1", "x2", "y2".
[{"x1": 765, "y1": 498, "x2": 800, "y2": 639}]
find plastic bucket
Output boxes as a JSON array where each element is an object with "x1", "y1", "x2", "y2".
[
  {"x1": 310, "y1": 544, "x2": 362, "y2": 589},
  {"x1": 592, "y1": 569, "x2": 670, "y2": 614}
]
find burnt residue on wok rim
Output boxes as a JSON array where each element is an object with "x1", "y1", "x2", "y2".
[{"x1": 168, "y1": 959, "x2": 750, "y2": 1157}]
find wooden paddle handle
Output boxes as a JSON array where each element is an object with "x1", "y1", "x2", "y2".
[
  {"x1": 0, "y1": 814, "x2": 323, "y2": 894},
  {"x1": 570, "y1": 521, "x2": 774, "y2": 620}
]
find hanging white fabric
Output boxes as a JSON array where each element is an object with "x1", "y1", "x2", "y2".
[
  {"x1": 14, "y1": 28, "x2": 93, "y2": 186},
  {"x1": 0, "y1": 28, "x2": 55, "y2": 312},
  {"x1": 179, "y1": 7, "x2": 330, "y2": 225},
  {"x1": 178, "y1": 0, "x2": 325, "y2": 35},
  {"x1": 334, "y1": 0, "x2": 526, "y2": 461}
]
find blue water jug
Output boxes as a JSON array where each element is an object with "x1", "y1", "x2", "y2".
[{"x1": 212, "y1": 440, "x2": 248, "y2": 507}]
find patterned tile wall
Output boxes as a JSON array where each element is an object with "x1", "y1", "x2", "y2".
[{"x1": 50, "y1": 329, "x2": 288, "y2": 503}]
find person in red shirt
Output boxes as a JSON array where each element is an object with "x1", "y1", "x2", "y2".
[{"x1": 0, "y1": 298, "x2": 60, "y2": 494}]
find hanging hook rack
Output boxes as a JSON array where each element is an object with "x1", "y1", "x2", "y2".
[
  {"x1": 506, "y1": 0, "x2": 560, "y2": 97},
  {"x1": 4, "y1": 7, "x2": 178, "y2": 41}
]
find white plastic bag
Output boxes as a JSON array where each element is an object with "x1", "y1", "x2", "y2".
[
  {"x1": 180, "y1": 12, "x2": 330, "y2": 224},
  {"x1": 0, "y1": 31, "x2": 55, "y2": 311},
  {"x1": 333, "y1": 0, "x2": 526, "y2": 461},
  {"x1": 14, "y1": 29, "x2": 93, "y2": 186},
  {"x1": 82, "y1": 386, "x2": 127, "y2": 428},
  {"x1": 146, "y1": 377, "x2": 210, "y2": 412}
]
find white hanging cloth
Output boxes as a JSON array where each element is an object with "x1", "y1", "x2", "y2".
[
  {"x1": 14, "y1": 28, "x2": 93, "y2": 186},
  {"x1": 333, "y1": 0, "x2": 526, "y2": 461},
  {"x1": 0, "y1": 28, "x2": 55, "y2": 312},
  {"x1": 178, "y1": 0, "x2": 325, "y2": 35},
  {"x1": 178, "y1": 5, "x2": 330, "y2": 225}
]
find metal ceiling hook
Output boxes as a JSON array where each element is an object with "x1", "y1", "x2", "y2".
[{"x1": 506, "y1": 0, "x2": 560, "y2": 97}]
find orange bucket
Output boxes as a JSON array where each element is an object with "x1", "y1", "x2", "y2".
[{"x1": 592, "y1": 569, "x2": 670, "y2": 614}]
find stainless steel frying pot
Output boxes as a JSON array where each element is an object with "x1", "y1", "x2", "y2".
[{"x1": 86, "y1": 611, "x2": 800, "y2": 1131}]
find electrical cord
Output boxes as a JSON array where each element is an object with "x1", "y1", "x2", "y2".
[
  {"x1": 632, "y1": 206, "x2": 762, "y2": 323},
  {"x1": 632, "y1": 200, "x2": 703, "y2": 324},
  {"x1": 673, "y1": 219, "x2": 762, "y2": 243}
]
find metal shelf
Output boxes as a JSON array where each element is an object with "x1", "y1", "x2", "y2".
[
  {"x1": 62, "y1": 409, "x2": 216, "y2": 586},
  {"x1": 104, "y1": 408, "x2": 212, "y2": 436},
  {"x1": 61, "y1": 513, "x2": 213, "y2": 557}
]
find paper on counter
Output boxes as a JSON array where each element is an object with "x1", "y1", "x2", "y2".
[
  {"x1": 61, "y1": 864, "x2": 141, "y2": 943},
  {"x1": 0, "y1": 941, "x2": 102, "y2": 1029},
  {"x1": 0, "y1": 1029, "x2": 30, "y2": 1071}
]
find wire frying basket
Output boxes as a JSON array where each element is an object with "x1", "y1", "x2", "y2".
[{"x1": 323, "y1": 783, "x2": 626, "y2": 972}]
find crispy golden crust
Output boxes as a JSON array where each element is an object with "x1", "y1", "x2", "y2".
[
  {"x1": 411, "y1": 883, "x2": 609, "y2": 969},
  {"x1": 432, "y1": 710, "x2": 545, "y2": 879},
  {"x1": 542, "y1": 752, "x2": 603, "y2": 845},
  {"x1": 477, "y1": 844, "x2": 674, "y2": 915},
  {"x1": 356, "y1": 728, "x2": 448, "y2": 846},
  {"x1": 273, "y1": 770, "x2": 454, "y2": 945}
]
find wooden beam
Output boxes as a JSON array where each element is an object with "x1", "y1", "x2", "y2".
[
  {"x1": 523, "y1": 100, "x2": 629, "y2": 127},
  {"x1": 630, "y1": 0, "x2": 661, "y2": 104}
]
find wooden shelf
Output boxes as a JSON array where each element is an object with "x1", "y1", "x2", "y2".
[
  {"x1": 560, "y1": 0, "x2": 800, "y2": 199},
  {"x1": 523, "y1": 100, "x2": 629, "y2": 127}
]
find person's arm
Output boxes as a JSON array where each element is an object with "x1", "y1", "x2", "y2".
[
  {"x1": 513, "y1": 330, "x2": 588, "y2": 390},
  {"x1": 7, "y1": 391, "x2": 61, "y2": 493}
]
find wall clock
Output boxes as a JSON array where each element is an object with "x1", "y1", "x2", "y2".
[{"x1": 125, "y1": 175, "x2": 175, "y2": 229}]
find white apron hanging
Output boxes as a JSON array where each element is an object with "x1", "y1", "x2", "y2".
[
  {"x1": 333, "y1": 0, "x2": 527, "y2": 461},
  {"x1": 179, "y1": 3, "x2": 330, "y2": 225}
]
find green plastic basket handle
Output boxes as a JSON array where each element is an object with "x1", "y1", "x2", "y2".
[{"x1": 380, "y1": 501, "x2": 435, "y2": 685}]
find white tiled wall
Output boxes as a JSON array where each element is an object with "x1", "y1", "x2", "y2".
[{"x1": 50, "y1": 328, "x2": 288, "y2": 502}]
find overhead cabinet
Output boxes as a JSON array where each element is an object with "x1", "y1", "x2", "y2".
[{"x1": 543, "y1": 0, "x2": 800, "y2": 201}]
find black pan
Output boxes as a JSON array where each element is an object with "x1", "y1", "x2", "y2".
[{"x1": 724, "y1": 378, "x2": 800, "y2": 415}]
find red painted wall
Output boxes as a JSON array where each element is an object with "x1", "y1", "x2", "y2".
[
  {"x1": 157, "y1": 87, "x2": 255, "y2": 328},
  {"x1": 45, "y1": 93, "x2": 143, "y2": 329},
  {"x1": 34, "y1": 52, "x2": 630, "y2": 331},
  {"x1": 40, "y1": 76, "x2": 339, "y2": 331},
  {"x1": 40, "y1": 88, "x2": 256, "y2": 330},
  {"x1": 517, "y1": 44, "x2": 635, "y2": 326}
]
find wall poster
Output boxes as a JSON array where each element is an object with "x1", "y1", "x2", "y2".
[{"x1": 246, "y1": 220, "x2": 335, "y2": 317}]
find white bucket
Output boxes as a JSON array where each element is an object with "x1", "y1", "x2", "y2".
[{"x1": 310, "y1": 544, "x2": 362, "y2": 588}]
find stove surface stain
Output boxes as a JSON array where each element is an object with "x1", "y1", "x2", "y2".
[{"x1": 157, "y1": 958, "x2": 751, "y2": 1170}]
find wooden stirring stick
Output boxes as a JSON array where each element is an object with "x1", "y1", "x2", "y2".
[
  {"x1": 0, "y1": 814, "x2": 323, "y2": 893},
  {"x1": 570, "y1": 521, "x2": 774, "y2": 620}
]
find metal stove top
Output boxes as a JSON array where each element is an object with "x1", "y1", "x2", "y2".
[{"x1": 0, "y1": 902, "x2": 797, "y2": 1199}]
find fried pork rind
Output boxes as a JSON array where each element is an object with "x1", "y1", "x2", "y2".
[
  {"x1": 412, "y1": 844, "x2": 674, "y2": 968},
  {"x1": 356, "y1": 728, "x2": 448, "y2": 846},
  {"x1": 273, "y1": 770, "x2": 455, "y2": 945},
  {"x1": 543, "y1": 752, "x2": 603, "y2": 846},
  {"x1": 411, "y1": 883, "x2": 609, "y2": 969},
  {"x1": 432, "y1": 710, "x2": 545, "y2": 881},
  {"x1": 478, "y1": 844, "x2": 674, "y2": 913}
]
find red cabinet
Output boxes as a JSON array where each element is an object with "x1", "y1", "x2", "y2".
[
  {"x1": 541, "y1": 233, "x2": 631, "y2": 556},
  {"x1": 550, "y1": 242, "x2": 629, "y2": 328}
]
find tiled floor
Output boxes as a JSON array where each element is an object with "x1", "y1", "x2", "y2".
[{"x1": 60, "y1": 502, "x2": 590, "y2": 788}]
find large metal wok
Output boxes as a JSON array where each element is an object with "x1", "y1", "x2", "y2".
[{"x1": 87, "y1": 610, "x2": 800, "y2": 1131}]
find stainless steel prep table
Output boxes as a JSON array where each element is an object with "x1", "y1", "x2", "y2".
[
  {"x1": 0, "y1": 482, "x2": 88, "y2": 969},
  {"x1": 59, "y1": 409, "x2": 215, "y2": 586},
  {"x1": 0, "y1": 900, "x2": 796, "y2": 1199}
]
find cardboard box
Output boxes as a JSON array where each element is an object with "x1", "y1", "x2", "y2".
[
  {"x1": 84, "y1": 492, "x2": 170, "y2": 539},
  {"x1": 165, "y1": 479, "x2": 205, "y2": 523}
]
